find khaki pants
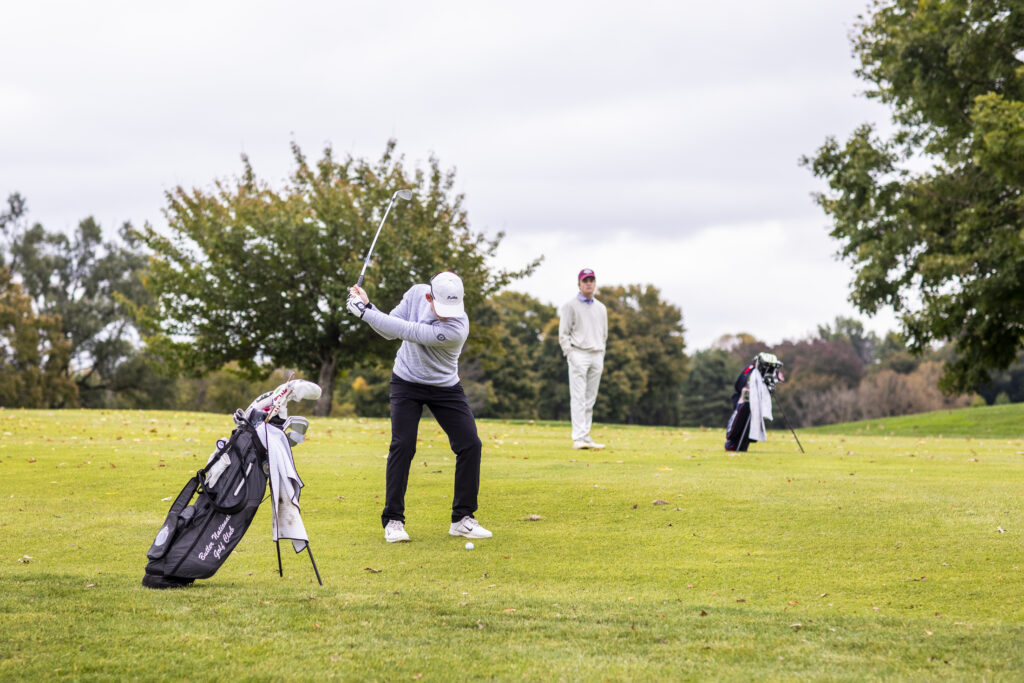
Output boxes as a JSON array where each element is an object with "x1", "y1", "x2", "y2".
[{"x1": 567, "y1": 348, "x2": 604, "y2": 441}]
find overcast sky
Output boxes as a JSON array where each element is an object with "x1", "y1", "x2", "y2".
[{"x1": 0, "y1": 1, "x2": 897, "y2": 349}]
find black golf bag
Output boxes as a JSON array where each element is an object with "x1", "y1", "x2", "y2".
[
  {"x1": 142, "y1": 423, "x2": 269, "y2": 589},
  {"x1": 724, "y1": 352, "x2": 784, "y2": 452},
  {"x1": 724, "y1": 400, "x2": 752, "y2": 452}
]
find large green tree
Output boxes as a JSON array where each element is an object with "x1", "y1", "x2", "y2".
[
  {"x1": 598, "y1": 284, "x2": 688, "y2": 425},
  {"x1": 804, "y1": 0, "x2": 1024, "y2": 392},
  {"x1": 139, "y1": 141, "x2": 538, "y2": 416},
  {"x1": 461, "y1": 291, "x2": 557, "y2": 419}
]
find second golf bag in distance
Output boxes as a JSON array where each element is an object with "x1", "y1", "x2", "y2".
[{"x1": 725, "y1": 352, "x2": 784, "y2": 452}]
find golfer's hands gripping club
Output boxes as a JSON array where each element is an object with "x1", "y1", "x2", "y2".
[{"x1": 347, "y1": 285, "x2": 371, "y2": 318}]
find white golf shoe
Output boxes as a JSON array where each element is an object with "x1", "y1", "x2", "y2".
[
  {"x1": 584, "y1": 436, "x2": 605, "y2": 450},
  {"x1": 449, "y1": 516, "x2": 493, "y2": 539},
  {"x1": 573, "y1": 439, "x2": 589, "y2": 449},
  {"x1": 384, "y1": 519, "x2": 410, "y2": 543}
]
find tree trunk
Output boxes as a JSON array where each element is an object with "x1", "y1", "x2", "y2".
[{"x1": 314, "y1": 355, "x2": 337, "y2": 417}]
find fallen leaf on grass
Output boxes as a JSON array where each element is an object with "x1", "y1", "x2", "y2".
[
  {"x1": 699, "y1": 610, "x2": 708, "y2": 617},
  {"x1": 17, "y1": 555, "x2": 32, "y2": 564},
  {"x1": 788, "y1": 600, "x2": 798, "y2": 605},
  {"x1": 997, "y1": 526, "x2": 1006, "y2": 533},
  {"x1": 790, "y1": 623, "x2": 802, "y2": 631},
  {"x1": 652, "y1": 499, "x2": 668, "y2": 505},
  {"x1": 27, "y1": 458, "x2": 36, "y2": 463},
  {"x1": 503, "y1": 608, "x2": 517, "y2": 613},
  {"x1": 364, "y1": 567, "x2": 382, "y2": 573},
  {"x1": 523, "y1": 514, "x2": 543, "y2": 521},
  {"x1": 925, "y1": 630, "x2": 933, "y2": 636}
]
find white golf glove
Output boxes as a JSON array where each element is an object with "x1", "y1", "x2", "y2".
[{"x1": 347, "y1": 294, "x2": 369, "y2": 318}]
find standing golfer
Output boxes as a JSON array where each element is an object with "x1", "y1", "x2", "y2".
[
  {"x1": 347, "y1": 271, "x2": 492, "y2": 543},
  {"x1": 558, "y1": 268, "x2": 608, "y2": 450}
]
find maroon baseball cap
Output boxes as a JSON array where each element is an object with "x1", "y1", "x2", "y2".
[{"x1": 578, "y1": 268, "x2": 596, "y2": 281}]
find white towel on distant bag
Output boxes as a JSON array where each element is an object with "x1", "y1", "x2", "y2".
[{"x1": 748, "y1": 368, "x2": 774, "y2": 442}]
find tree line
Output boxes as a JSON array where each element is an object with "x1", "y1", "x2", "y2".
[{"x1": 2, "y1": 182, "x2": 1015, "y2": 429}]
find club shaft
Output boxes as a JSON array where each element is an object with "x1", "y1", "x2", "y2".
[{"x1": 356, "y1": 195, "x2": 399, "y2": 287}]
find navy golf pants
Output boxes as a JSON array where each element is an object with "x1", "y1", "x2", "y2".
[{"x1": 382, "y1": 375, "x2": 482, "y2": 527}]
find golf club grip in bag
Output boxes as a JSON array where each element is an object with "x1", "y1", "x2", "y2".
[{"x1": 143, "y1": 423, "x2": 269, "y2": 588}]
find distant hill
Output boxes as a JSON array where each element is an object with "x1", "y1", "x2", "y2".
[{"x1": 806, "y1": 402, "x2": 1024, "y2": 439}]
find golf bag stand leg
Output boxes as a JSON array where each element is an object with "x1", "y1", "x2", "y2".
[
  {"x1": 771, "y1": 390, "x2": 805, "y2": 454},
  {"x1": 269, "y1": 475, "x2": 323, "y2": 585},
  {"x1": 268, "y1": 477, "x2": 285, "y2": 578},
  {"x1": 306, "y1": 545, "x2": 323, "y2": 586}
]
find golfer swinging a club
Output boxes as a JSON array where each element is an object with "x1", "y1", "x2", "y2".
[{"x1": 347, "y1": 272, "x2": 492, "y2": 543}]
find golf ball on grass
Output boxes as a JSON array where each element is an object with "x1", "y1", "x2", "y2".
[{"x1": 465, "y1": 542, "x2": 474, "y2": 550}]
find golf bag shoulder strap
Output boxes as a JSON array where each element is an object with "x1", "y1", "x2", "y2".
[
  {"x1": 173, "y1": 475, "x2": 202, "y2": 515},
  {"x1": 201, "y1": 423, "x2": 267, "y2": 515}
]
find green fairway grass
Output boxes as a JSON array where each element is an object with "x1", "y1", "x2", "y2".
[
  {"x1": 804, "y1": 401, "x2": 1024, "y2": 439},
  {"x1": 1, "y1": 407, "x2": 1022, "y2": 680}
]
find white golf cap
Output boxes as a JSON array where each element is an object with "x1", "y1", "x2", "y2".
[{"x1": 430, "y1": 271, "x2": 465, "y2": 317}]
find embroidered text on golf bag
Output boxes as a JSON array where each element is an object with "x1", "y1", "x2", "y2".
[{"x1": 142, "y1": 423, "x2": 269, "y2": 589}]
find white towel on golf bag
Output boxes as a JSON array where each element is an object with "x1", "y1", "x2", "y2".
[
  {"x1": 747, "y1": 368, "x2": 774, "y2": 442},
  {"x1": 257, "y1": 423, "x2": 309, "y2": 553}
]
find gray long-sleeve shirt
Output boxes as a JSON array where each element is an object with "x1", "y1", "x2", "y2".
[
  {"x1": 558, "y1": 295, "x2": 608, "y2": 356},
  {"x1": 361, "y1": 284, "x2": 469, "y2": 387}
]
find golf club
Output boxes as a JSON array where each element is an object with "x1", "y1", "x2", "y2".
[{"x1": 355, "y1": 189, "x2": 414, "y2": 287}]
